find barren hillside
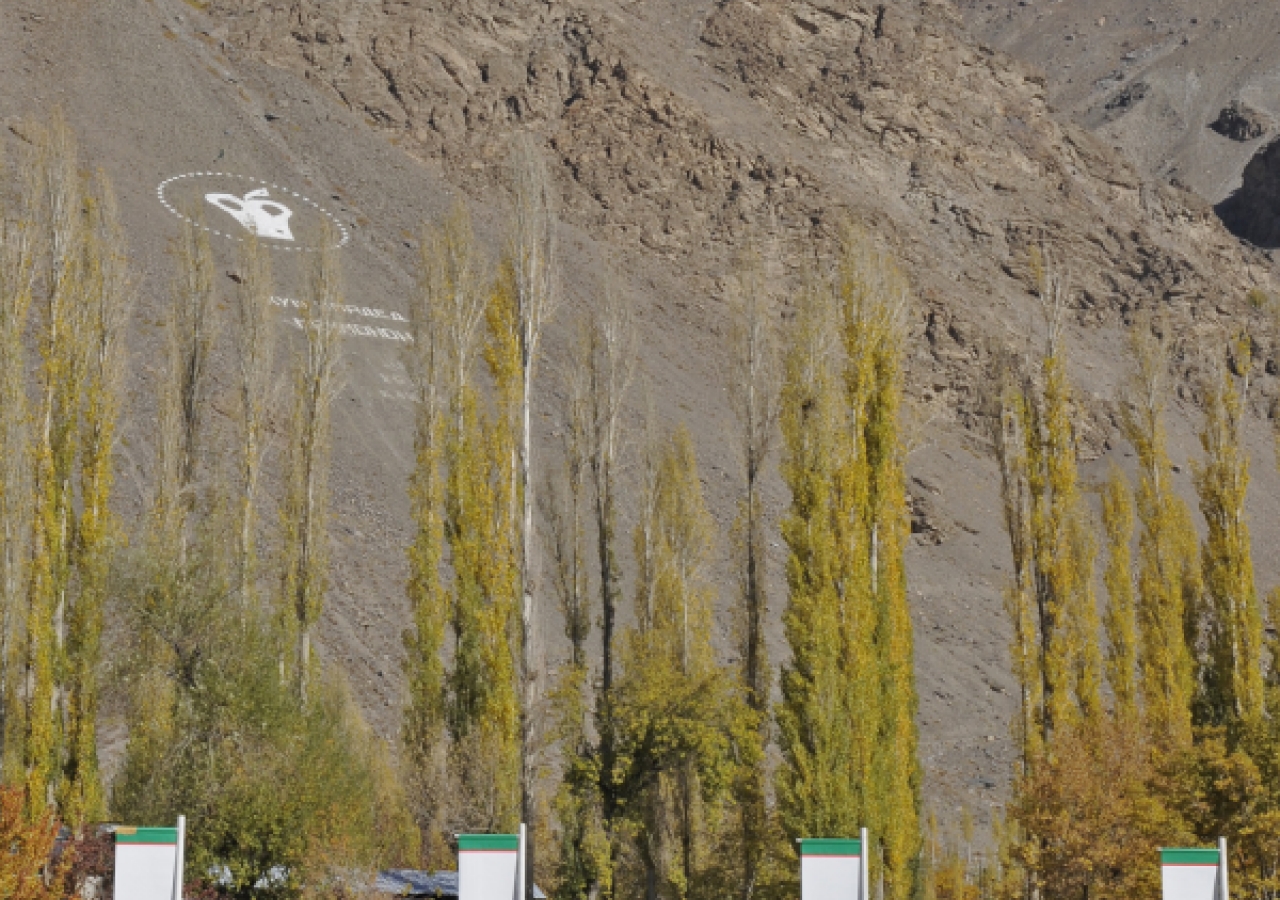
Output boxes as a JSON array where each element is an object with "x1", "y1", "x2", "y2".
[
  {"x1": 957, "y1": 0, "x2": 1280, "y2": 236},
  {"x1": 2, "y1": 0, "x2": 1278, "y2": 836}
]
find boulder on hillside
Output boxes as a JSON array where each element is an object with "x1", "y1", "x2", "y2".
[{"x1": 1210, "y1": 101, "x2": 1270, "y2": 141}]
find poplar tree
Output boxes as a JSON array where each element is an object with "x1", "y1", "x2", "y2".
[
  {"x1": 1193, "y1": 336, "x2": 1263, "y2": 726},
  {"x1": 403, "y1": 213, "x2": 460, "y2": 859},
  {"x1": 0, "y1": 149, "x2": 35, "y2": 783},
  {"x1": 993, "y1": 259, "x2": 1100, "y2": 759},
  {"x1": 508, "y1": 136, "x2": 558, "y2": 863},
  {"x1": 474, "y1": 257, "x2": 523, "y2": 829},
  {"x1": 776, "y1": 270, "x2": 852, "y2": 842},
  {"x1": 992, "y1": 361, "x2": 1041, "y2": 765},
  {"x1": 546, "y1": 314, "x2": 606, "y2": 899},
  {"x1": 549, "y1": 277, "x2": 634, "y2": 900},
  {"x1": 727, "y1": 250, "x2": 781, "y2": 900},
  {"x1": 614, "y1": 426, "x2": 744, "y2": 900},
  {"x1": 778, "y1": 233, "x2": 922, "y2": 900},
  {"x1": 61, "y1": 175, "x2": 129, "y2": 825},
  {"x1": 1119, "y1": 325, "x2": 1198, "y2": 746},
  {"x1": 231, "y1": 233, "x2": 276, "y2": 607},
  {"x1": 0, "y1": 117, "x2": 128, "y2": 820},
  {"x1": 167, "y1": 214, "x2": 217, "y2": 538},
  {"x1": 584, "y1": 279, "x2": 635, "y2": 866},
  {"x1": 117, "y1": 207, "x2": 220, "y2": 829},
  {"x1": 1101, "y1": 469, "x2": 1139, "y2": 724},
  {"x1": 1030, "y1": 321, "x2": 1102, "y2": 734},
  {"x1": 403, "y1": 205, "x2": 519, "y2": 840},
  {"x1": 22, "y1": 115, "x2": 90, "y2": 813},
  {"x1": 0, "y1": 153, "x2": 36, "y2": 784},
  {"x1": 994, "y1": 256, "x2": 1114, "y2": 899},
  {"x1": 845, "y1": 244, "x2": 920, "y2": 900},
  {"x1": 281, "y1": 228, "x2": 343, "y2": 704}
]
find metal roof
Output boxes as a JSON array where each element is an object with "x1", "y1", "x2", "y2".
[{"x1": 375, "y1": 870, "x2": 545, "y2": 899}]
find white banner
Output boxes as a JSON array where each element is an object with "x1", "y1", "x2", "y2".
[
  {"x1": 800, "y1": 838, "x2": 863, "y2": 900},
  {"x1": 1161, "y1": 847, "x2": 1222, "y2": 900},
  {"x1": 459, "y1": 834, "x2": 520, "y2": 900},
  {"x1": 114, "y1": 827, "x2": 179, "y2": 900}
]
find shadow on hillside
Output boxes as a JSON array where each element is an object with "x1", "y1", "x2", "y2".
[{"x1": 1215, "y1": 137, "x2": 1280, "y2": 250}]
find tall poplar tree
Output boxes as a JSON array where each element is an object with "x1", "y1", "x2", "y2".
[
  {"x1": 403, "y1": 213, "x2": 459, "y2": 860},
  {"x1": 777, "y1": 270, "x2": 852, "y2": 843},
  {"x1": 846, "y1": 244, "x2": 920, "y2": 900},
  {"x1": 728, "y1": 250, "x2": 781, "y2": 900},
  {"x1": 614, "y1": 426, "x2": 744, "y2": 900},
  {"x1": 22, "y1": 114, "x2": 90, "y2": 813},
  {"x1": 993, "y1": 259, "x2": 1100, "y2": 759},
  {"x1": 585, "y1": 279, "x2": 635, "y2": 869},
  {"x1": 778, "y1": 233, "x2": 922, "y2": 900},
  {"x1": 61, "y1": 175, "x2": 129, "y2": 825},
  {"x1": 116, "y1": 206, "x2": 220, "y2": 833},
  {"x1": 281, "y1": 228, "x2": 343, "y2": 704},
  {"x1": 231, "y1": 233, "x2": 276, "y2": 608},
  {"x1": 548, "y1": 277, "x2": 635, "y2": 900},
  {"x1": 1119, "y1": 325, "x2": 1198, "y2": 746},
  {"x1": 1193, "y1": 336, "x2": 1263, "y2": 727},
  {"x1": 508, "y1": 137, "x2": 558, "y2": 862},
  {"x1": 0, "y1": 117, "x2": 128, "y2": 821},
  {"x1": 403, "y1": 205, "x2": 519, "y2": 841},
  {"x1": 0, "y1": 152, "x2": 36, "y2": 786},
  {"x1": 1101, "y1": 469, "x2": 1139, "y2": 725}
]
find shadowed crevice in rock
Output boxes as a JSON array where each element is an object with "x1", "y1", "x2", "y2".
[{"x1": 1216, "y1": 137, "x2": 1280, "y2": 249}]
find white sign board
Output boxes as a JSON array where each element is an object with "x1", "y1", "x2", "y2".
[
  {"x1": 459, "y1": 834, "x2": 520, "y2": 900},
  {"x1": 801, "y1": 838, "x2": 863, "y2": 900},
  {"x1": 115, "y1": 827, "x2": 178, "y2": 900},
  {"x1": 1161, "y1": 848, "x2": 1221, "y2": 900}
]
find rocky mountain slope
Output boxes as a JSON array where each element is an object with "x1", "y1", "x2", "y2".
[
  {"x1": 956, "y1": 0, "x2": 1280, "y2": 235},
  {"x1": 2, "y1": 0, "x2": 1278, "y2": 836}
]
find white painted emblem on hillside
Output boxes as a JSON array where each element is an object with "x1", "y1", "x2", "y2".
[
  {"x1": 157, "y1": 172, "x2": 350, "y2": 252},
  {"x1": 205, "y1": 188, "x2": 295, "y2": 240}
]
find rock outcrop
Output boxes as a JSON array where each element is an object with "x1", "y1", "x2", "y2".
[
  {"x1": 1211, "y1": 101, "x2": 1270, "y2": 143},
  {"x1": 208, "y1": 0, "x2": 1271, "y2": 421},
  {"x1": 1218, "y1": 138, "x2": 1280, "y2": 248}
]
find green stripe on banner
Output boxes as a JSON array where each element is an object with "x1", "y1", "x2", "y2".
[
  {"x1": 458, "y1": 834, "x2": 519, "y2": 851},
  {"x1": 1161, "y1": 849, "x2": 1220, "y2": 865},
  {"x1": 116, "y1": 827, "x2": 178, "y2": 845},
  {"x1": 800, "y1": 839, "x2": 862, "y2": 857}
]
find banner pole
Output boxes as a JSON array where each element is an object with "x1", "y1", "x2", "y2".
[
  {"x1": 172, "y1": 815, "x2": 186, "y2": 900},
  {"x1": 518, "y1": 823, "x2": 528, "y2": 900},
  {"x1": 1218, "y1": 836, "x2": 1229, "y2": 900},
  {"x1": 860, "y1": 827, "x2": 869, "y2": 900}
]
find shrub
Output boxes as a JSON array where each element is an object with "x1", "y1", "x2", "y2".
[{"x1": 0, "y1": 786, "x2": 69, "y2": 900}]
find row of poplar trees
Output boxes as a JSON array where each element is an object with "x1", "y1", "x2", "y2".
[
  {"x1": 971, "y1": 251, "x2": 1280, "y2": 900},
  {"x1": 0, "y1": 118, "x2": 412, "y2": 895},
  {"x1": 0, "y1": 115, "x2": 927, "y2": 897},
  {"x1": 398, "y1": 142, "x2": 924, "y2": 900}
]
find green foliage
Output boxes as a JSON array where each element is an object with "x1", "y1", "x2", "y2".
[
  {"x1": 1192, "y1": 337, "x2": 1263, "y2": 727},
  {"x1": 0, "y1": 785, "x2": 68, "y2": 899},
  {"x1": 280, "y1": 233, "x2": 343, "y2": 704},
  {"x1": 402, "y1": 207, "x2": 520, "y2": 852},
  {"x1": 1120, "y1": 325, "x2": 1199, "y2": 748},
  {"x1": 1101, "y1": 470, "x2": 1138, "y2": 724},
  {"x1": 997, "y1": 316, "x2": 1280, "y2": 899},
  {"x1": 112, "y1": 524, "x2": 414, "y2": 899},
  {"x1": 778, "y1": 233, "x2": 921, "y2": 900},
  {"x1": 0, "y1": 114, "x2": 128, "y2": 825},
  {"x1": 609, "y1": 427, "x2": 754, "y2": 900}
]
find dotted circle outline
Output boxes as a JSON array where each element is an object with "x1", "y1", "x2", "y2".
[{"x1": 156, "y1": 172, "x2": 350, "y2": 252}]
